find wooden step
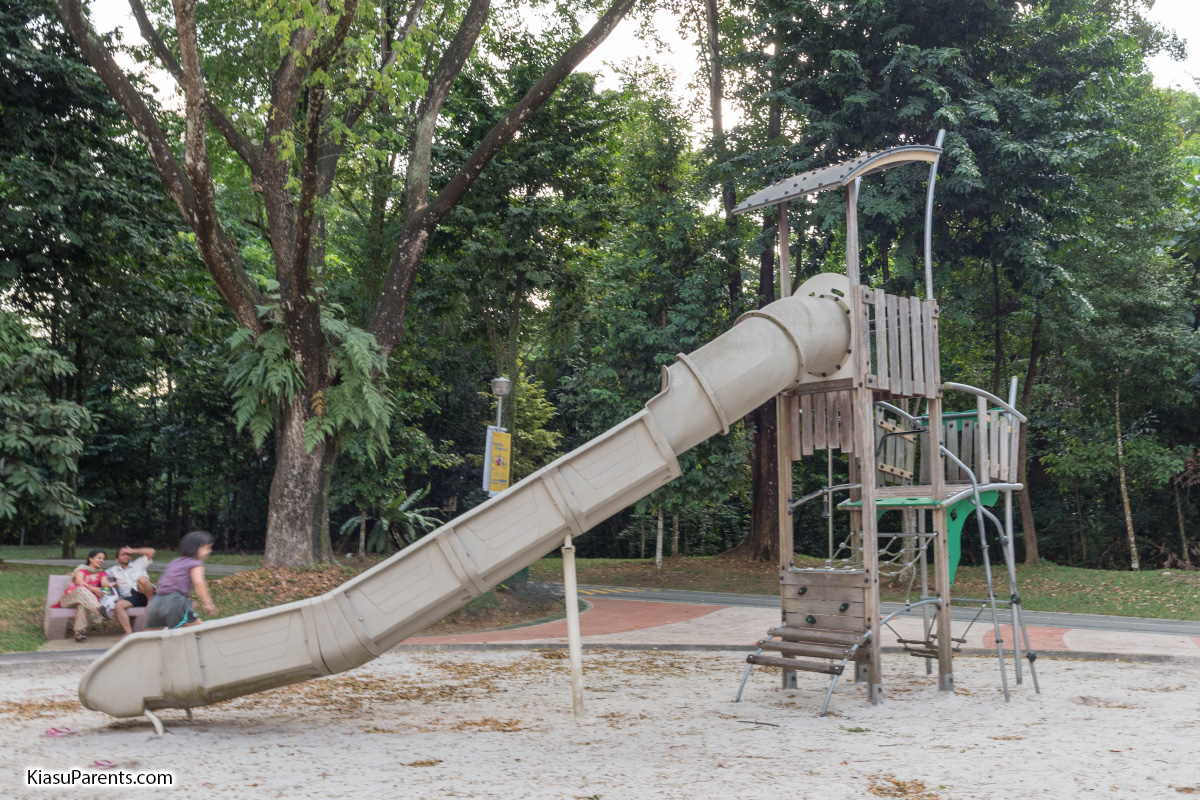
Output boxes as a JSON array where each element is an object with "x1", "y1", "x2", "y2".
[
  {"x1": 747, "y1": 654, "x2": 844, "y2": 676},
  {"x1": 766, "y1": 627, "x2": 863, "y2": 647},
  {"x1": 757, "y1": 640, "x2": 866, "y2": 662}
]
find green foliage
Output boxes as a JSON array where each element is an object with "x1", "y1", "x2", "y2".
[
  {"x1": 338, "y1": 485, "x2": 440, "y2": 553},
  {"x1": 226, "y1": 309, "x2": 394, "y2": 458},
  {"x1": 0, "y1": 315, "x2": 94, "y2": 527}
]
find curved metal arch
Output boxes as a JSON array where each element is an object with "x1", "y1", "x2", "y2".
[{"x1": 732, "y1": 144, "x2": 942, "y2": 216}]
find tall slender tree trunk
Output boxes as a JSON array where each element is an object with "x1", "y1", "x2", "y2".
[
  {"x1": 1114, "y1": 377, "x2": 1139, "y2": 571},
  {"x1": 1075, "y1": 481, "x2": 1086, "y2": 563},
  {"x1": 358, "y1": 508, "x2": 367, "y2": 556},
  {"x1": 991, "y1": 258, "x2": 1002, "y2": 396},
  {"x1": 1017, "y1": 313, "x2": 1041, "y2": 564},
  {"x1": 703, "y1": 0, "x2": 739, "y2": 309},
  {"x1": 1174, "y1": 482, "x2": 1191, "y2": 569},
  {"x1": 672, "y1": 513, "x2": 679, "y2": 557},
  {"x1": 655, "y1": 508, "x2": 664, "y2": 569}
]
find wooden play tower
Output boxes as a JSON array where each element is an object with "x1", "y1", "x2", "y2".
[{"x1": 732, "y1": 132, "x2": 1040, "y2": 714}]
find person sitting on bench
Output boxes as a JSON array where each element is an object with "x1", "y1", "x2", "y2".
[{"x1": 105, "y1": 545, "x2": 156, "y2": 639}]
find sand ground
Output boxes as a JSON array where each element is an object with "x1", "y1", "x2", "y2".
[{"x1": 2, "y1": 649, "x2": 1198, "y2": 799}]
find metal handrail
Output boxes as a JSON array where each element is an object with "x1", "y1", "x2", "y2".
[
  {"x1": 875, "y1": 400, "x2": 922, "y2": 422},
  {"x1": 787, "y1": 483, "x2": 860, "y2": 512},
  {"x1": 943, "y1": 382, "x2": 1027, "y2": 423}
]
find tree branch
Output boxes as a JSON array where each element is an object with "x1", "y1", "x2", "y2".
[
  {"x1": 367, "y1": 0, "x2": 640, "y2": 353},
  {"x1": 54, "y1": 0, "x2": 197, "y2": 224},
  {"x1": 55, "y1": 0, "x2": 264, "y2": 333},
  {"x1": 261, "y1": 23, "x2": 319, "y2": 292},
  {"x1": 423, "y1": 0, "x2": 640, "y2": 224},
  {"x1": 126, "y1": 0, "x2": 261, "y2": 175},
  {"x1": 401, "y1": 0, "x2": 491, "y2": 224}
]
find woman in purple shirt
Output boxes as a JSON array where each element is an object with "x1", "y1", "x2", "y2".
[{"x1": 144, "y1": 531, "x2": 218, "y2": 630}]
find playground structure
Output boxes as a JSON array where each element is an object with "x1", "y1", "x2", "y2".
[
  {"x1": 77, "y1": 132, "x2": 1037, "y2": 731},
  {"x1": 730, "y1": 132, "x2": 1039, "y2": 713}
]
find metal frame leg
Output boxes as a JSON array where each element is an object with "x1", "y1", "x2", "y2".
[{"x1": 144, "y1": 709, "x2": 165, "y2": 737}]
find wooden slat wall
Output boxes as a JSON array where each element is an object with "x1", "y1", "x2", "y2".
[
  {"x1": 920, "y1": 428, "x2": 931, "y2": 484},
  {"x1": 922, "y1": 302, "x2": 939, "y2": 394},
  {"x1": 887, "y1": 296, "x2": 902, "y2": 394},
  {"x1": 909, "y1": 296, "x2": 925, "y2": 396},
  {"x1": 873, "y1": 291, "x2": 889, "y2": 392},
  {"x1": 961, "y1": 420, "x2": 974, "y2": 481},
  {"x1": 814, "y1": 391, "x2": 828, "y2": 451},
  {"x1": 794, "y1": 390, "x2": 857, "y2": 460},
  {"x1": 800, "y1": 393, "x2": 814, "y2": 456},
  {"x1": 863, "y1": 293, "x2": 940, "y2": 400},
  {"x1": 1009, "y1": 418, "x2": 1021, "y2": 482},
  {"x1": 786, "y1": 395, "x2": 802, "y2": 462},
  {"x1": 838, "y1": 391, "x2": 854, "y2": 455},
  {"x1": 944, "y1": 421, "x2": 960, "y2": 481}
]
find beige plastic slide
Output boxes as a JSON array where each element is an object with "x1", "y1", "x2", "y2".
[{"x1": 79, "y1": 275, "x2": 852, "y2": 719}]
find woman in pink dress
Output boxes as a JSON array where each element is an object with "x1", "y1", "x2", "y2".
[{"x1": 57, "y1": 549, "x2": 114, "y2": 641}]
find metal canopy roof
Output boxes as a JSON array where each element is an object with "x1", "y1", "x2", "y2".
[{"x1": 732, "y1": 144, "x2": 943, "y2": 216}]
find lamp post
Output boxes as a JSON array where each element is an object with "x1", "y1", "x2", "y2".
[
  {"x1": 490, "y1": 376, "x2": 513, "y2": 428},
  {"x1": 483, "y1": 377, "x2": 514, "y2": 499}
]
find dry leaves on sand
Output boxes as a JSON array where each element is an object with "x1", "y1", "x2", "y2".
[
  {"x1": 0, "y1": 697, "x2": 79, "y2": 718},
  {"x1": 868, "y1": 775, "x2": 947, "y2": 799},
  {"x1": 1072, "y1": 696, "x2": 1135, "y2": 709}
]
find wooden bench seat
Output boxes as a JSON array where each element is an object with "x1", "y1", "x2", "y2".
[{"x1": 44, "y1": 574, "x2": 148, "y2": 639}]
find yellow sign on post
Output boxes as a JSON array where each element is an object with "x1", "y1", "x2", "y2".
[{"x1": 483, "y1": 426, "x2": 512, "y2": 495}]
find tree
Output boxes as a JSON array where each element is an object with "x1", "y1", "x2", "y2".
[
  {"x1": 54, "y1": 0, "x2": 640, "y2": 564},
  {"x1": 0, "y1": 315, "x2": 94, "y2": 554}
]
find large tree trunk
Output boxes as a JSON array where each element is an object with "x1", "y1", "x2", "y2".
[
  {"x1": 264, "y1": 398, "x2": 336, "y2": 566},
  {"x1": 734, "y1": 398, "x2": 781, "y2": 562},
  {"x1": 1017, "y1": 313, "x2": 1041, "y2": 564}
]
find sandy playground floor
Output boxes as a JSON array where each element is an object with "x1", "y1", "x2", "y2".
[{"x1": 2, "y1": 648, "x2": 1198, "y2": 799}]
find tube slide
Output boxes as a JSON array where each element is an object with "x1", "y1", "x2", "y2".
[{"x1": 79, "y1": 276, "x2": 852, "y2": 718}]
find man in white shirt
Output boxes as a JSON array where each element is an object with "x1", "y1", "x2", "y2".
[{"x1": 105, "y1": 546, "x2": 156, "y2": 638}]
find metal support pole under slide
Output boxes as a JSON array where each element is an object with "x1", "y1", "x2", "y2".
[{"x1": 562, "y1": 535, "x2": 586, "y2": 719}]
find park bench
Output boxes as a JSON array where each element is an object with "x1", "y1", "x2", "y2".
[{"x1": 44, "y1": 574, "x2": 147, "y2": 639}]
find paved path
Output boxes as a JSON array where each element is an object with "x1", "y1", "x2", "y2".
[
  {"x1": 564, "y1": 584, "x2": 1200, "y2": 637},
  {"x1": 409, "y1": 587, "x2": 1200, "y2": 660}
]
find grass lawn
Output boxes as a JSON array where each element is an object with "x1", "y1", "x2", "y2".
[
  {"x1": 528, "y1": 555, "x2": 1200, "y2": 620},
  {"x1": 0, "y1": 562, "x2": 330, "y2": 655},
  {"x1": 0, "y1": 545, "x2": 262, "y2": 566},
  {"x1": 0, "y1": 564, "x2": 64, "y2": 653},
  {"x1": 0, "y1": 560, "x2": 560, "y2": 654}
]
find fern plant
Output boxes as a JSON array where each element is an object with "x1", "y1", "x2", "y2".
[{"x1": 224, "y1": 303, "x2": 394, "y2": 459}]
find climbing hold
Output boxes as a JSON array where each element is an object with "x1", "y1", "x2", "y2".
[
  {"x1": 798, "y1": 586, "x2": 807, "y2": 595},
  {"x1": 839, "y1": 603, "x2": 850, "y2": 612},
  {"x1": 805, "y1": 615, "x2": 817, "y2": 625}
]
